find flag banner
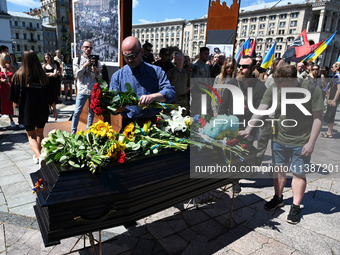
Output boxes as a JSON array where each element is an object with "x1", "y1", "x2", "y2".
[
  {"x1": 283, "y1": 30, "x2": 312, "y2": 62},
  {"x1": 247, "y1": 38, "x2": 256, "y2": 57},
  {"x1": 304, "y1": 31, "x2": 337, "y2": 62},
  {"x1": 206, "y1": 0, "x2": 240, "y2": 57},
  {"x1": 261, "y1": 41, "x2": 276, "y2": 70},
  {"x1": 235, "y1": 37, "x2": 250, "y2": 64},
  {"x1": 243, "y1": 37, "x2": 251, "y2": 55}
]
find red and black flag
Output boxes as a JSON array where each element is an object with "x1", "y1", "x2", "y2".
[{"x1": 283, "y1": 30, "x2": 312, "y2": 63}]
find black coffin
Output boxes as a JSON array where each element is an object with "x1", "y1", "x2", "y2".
[{"x1": 31, "y1": 148, "x2": 258, "y2": 247}]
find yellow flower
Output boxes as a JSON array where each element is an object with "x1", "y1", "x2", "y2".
[
  {"x1": 185, "y1": 116, "x2": 193, "y2": 128},
  {"x1": 142, "y1": 121, "x2": 151, "y2": 135},
  {"x1": 123, "y1": 122, "x2": 135, "y2": 140},
  {"x1": 76, "y1": 129, "x2": 87, "y2": 136},
  {"x1": 106, "y1": 141, "x2": 127, "y2": 158},
  {"x1": 89, "y1": 120, "x2": 116, "y2": 139}
]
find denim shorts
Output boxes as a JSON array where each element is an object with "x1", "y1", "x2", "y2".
[{"x1": 272, "y1": 142, "x2": 311, "y2": 175}]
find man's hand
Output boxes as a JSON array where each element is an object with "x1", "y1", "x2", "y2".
[
  {"x1": 301, "y1": 142, "x2": 314, "y2": 156},
  {"x1": 330, "y1": 100, "x2": 337, "y2": 107},
  {"x1": 92, "y1": 66, "x2": 99, "y2": 74},
  {"x1": 84, "y1": 59, "x2": 92, "y2": 67},
  {"x1": 238, "y1": 127, "x2": 252, "y2": 138},
  {"x1": 139, "y1": 94, "x2": 155, "y2": 107}
]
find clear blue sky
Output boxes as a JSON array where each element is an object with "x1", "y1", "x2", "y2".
[{"x1": 7, "y1": 0, "x2": 279, "y2": 23}]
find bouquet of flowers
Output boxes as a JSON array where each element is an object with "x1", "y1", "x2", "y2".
[
  {"x1": 191, "y1": 114, "x2": 250, "y2": 162},
  {"x1": 41, "y1": 121, "x2": 126, "y2": 173},
  {"x1": 91, "y1": 79, "x2": 178, "y2": 115}
]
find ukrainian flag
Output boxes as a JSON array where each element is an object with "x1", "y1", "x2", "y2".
[
  {"x1": 337, "y1": 54, "x2": 340, "y2": 62},
  {"x1": 243, "y1": 37, "x2": 252, "y2": 55},
  {"x1": 235, "y1": 37, "x2": 251, "y2": 62},
  {"x1": 304, "y1": 31, "x2": 337, "y2": 62},
  {"x1": 261, "y1": 41, "x2": 276, "y2": 70}
]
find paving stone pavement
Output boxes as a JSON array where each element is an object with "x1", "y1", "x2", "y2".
[{"x1": 0, "y1": 101, "x2": 339, "y2": 255}]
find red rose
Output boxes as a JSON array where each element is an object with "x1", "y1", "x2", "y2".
[
  {"x1": 199, "y1": 118, "x2": 207, "y2": 128},
  {"x1": 232, "y1": 138, "x2": 239, "y2": 144},
  {"x1": 226, "y1": 140, "x2": 234, "y2": 146},
  {"x1": 117, "y1": 151, "x2": 127, "y2": 163},
  {"x1": 241, "y1": 144, "x2": 248, "y2": 149}
]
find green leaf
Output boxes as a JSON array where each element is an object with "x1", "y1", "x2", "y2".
[
  {"x1": 98, "y1": 79, "x2": 108, "y2": 90},
  {"x1": 125, "y1": 82, "x2": 133, "y2": 92},
  {"x1": 54, "y1": 152, "x2": 62, "y2": 161},
  {"x1": 60, "y1": 155, "x2": 68, "y2": 162}
]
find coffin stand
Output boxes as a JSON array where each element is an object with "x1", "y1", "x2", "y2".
[{"x1": 31, "y1": 148, "x2": 258, "y2": 247}]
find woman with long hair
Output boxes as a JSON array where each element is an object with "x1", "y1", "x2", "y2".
[
  {"x1": 211, "y1": 57, "x2": 236, "y2": 116},
  {"x1": 42, "y1": 53, "x2": 59, "y2": 105},
  {"x1": 0, "y1": 53, "x2": 17, "y2": 127},
  {"x1": 9, "y1": 51, "x2": 57, "y2": 164},
  {"x1": 62, "y1": 54, "x2": 74, "y2": 101}
]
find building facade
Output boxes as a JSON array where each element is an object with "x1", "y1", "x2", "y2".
[
  {"x1": 0, "y1": 0, "x2": 13, "y2": 52},
  {"x1": 132, "y1": 19, "x2": 186, "y2": 56},
  {"x1": 9, "y1": 12, "x2": 44, "y2": 58},
  {"x1": 40, "y1": 0, "x2": 71, "y2": 53},
  {"x1": 132, "y1": 0, "x2": 340, "y2": 67}
]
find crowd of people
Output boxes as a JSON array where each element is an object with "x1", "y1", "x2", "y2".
[
  {"x1": 0, "y1": 44, "x2": 74, "y2": 166},
  {"x1": 0, "y1": 37, "x2": 339, "y2": 225}
]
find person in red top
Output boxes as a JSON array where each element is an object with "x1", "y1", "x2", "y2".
[{"x1": 0, "y1": 52, "x2": 17, "y2": 127}]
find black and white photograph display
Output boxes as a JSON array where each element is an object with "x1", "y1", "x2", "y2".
[{"x1": 73, "y1": 0, "x2": 120, "y2": 66}]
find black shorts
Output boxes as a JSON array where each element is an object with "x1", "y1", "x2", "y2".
[
  {"x1": 324, "y1": 105, "x2": 338, "y2": 124},
  {"x1": 25, "y1": 123, "x2": 46, "y2": 131}
]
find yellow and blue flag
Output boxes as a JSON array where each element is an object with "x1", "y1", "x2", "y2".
[
  {"x1": 304, "y1": 31, "x2": 337, "y2": 62},
  {"x1": 235, "y1": 37, "x2": 251, "y2": 64},
  {"x1": 261, "y1": 41, "x2": 276, "y2": 70},
  {"x1": 337, "y1": 54, "x2": 340, "y2": 62},
  {"x1": 243, "y1": 37, "x2": 251, "y2": 55}
]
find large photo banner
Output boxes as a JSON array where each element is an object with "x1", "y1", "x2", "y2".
[{"x1": 73, "y1": 0, "x2": 120, "y2": 66}]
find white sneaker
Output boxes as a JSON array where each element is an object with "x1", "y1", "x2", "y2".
[
  {"x1": 19, "y1": 124, "x2": 25, "y2": 128},
  {"x1": 33, "y1": 155, "x2": 39, "y2": 164},
  {"x1": 10, "y1": 121, "x2": 16, "y2": 128}
]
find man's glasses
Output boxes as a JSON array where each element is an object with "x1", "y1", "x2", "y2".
[
  {"x1": 122, "y1": 49, "x2": 141, "y2": 59},
  {"x1": 238, "y1": 64, "x2": 251, "y2": 69},
  {"x1": 83, "y1": 46, "x2": 93, "y2": 49}
]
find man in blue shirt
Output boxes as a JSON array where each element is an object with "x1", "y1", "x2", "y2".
[{"x1": 110, "y1": 36, "x2": 176, "y2": 128}]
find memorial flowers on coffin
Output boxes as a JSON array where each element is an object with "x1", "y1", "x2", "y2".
[{"x1": 41, "y1": 121, "x2": 126, "y2": 173}]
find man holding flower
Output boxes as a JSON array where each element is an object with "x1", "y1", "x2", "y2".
[{"x1": 109, "y1": 36, "x2": 176, "y2": 129}]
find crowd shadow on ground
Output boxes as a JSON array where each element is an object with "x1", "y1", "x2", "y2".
[
  {"x1": 77, "y1": 190, "x2": 285, "y2": 255},
  {"x1": 0, "y1": 129, "x2": 28, "y2": 152}
]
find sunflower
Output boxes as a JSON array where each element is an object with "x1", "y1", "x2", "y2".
[
  {"x1": 106, "y1": 141, "x2": 127, "y2": 159},
  {"x1": 89, "y1": 120, "x2": 116, "y2": 139},
  {"x1": 123, "y1": 122, "x2": 135, "y2": 140}
]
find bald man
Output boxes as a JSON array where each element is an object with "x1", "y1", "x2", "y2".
[{"x1": 110, "y1": 36, "x2": 175, "y2": 129}]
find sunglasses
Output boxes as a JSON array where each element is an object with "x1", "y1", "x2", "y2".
[
  {"x1": 312, "y1": 68, "x2": 319, "y2": 71},
  {"x1": 83, "y1": 46, "x2": 93, "y2": 49},
  {"x1": 122, "y1": 49, "x2": 141, "y2": 59},
  {"x1": 4, "y1": 58, "x2": 11, "y2": 61},
  {"x1": 238, "y1": 64, "x2": 251, "y2": 69},
  {"x1": 225, "y1": 66, "x2": 234, "y2": 70}
]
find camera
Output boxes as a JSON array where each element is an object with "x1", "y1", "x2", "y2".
[{"x1": 88, "y1": 54, "x2": 99, "y2": 67}]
